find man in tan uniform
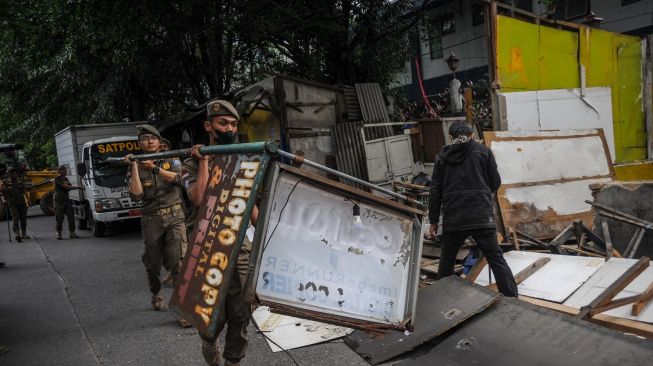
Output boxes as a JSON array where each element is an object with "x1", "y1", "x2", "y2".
[
  {"x1": 182, "y1": 100, "x2": 258, "y2": 366},
  {"x1": 1, "y1": 167, "x2": 31, "y2": 242},
  {"x1": 126, "y1": 124, "x2": 190, "y2": 327}
]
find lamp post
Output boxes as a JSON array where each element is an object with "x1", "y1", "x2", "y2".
[{"x1": 445, "y1": 53, "x2": 460, "y2": 79}]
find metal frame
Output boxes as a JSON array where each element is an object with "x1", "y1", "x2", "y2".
[{"x1": 245, "y1": 162, "x2": 424, "y2": 331}]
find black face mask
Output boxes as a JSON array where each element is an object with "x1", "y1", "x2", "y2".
[{"x1": 213, "y1": 130, "x2": 235, "y2": 145}]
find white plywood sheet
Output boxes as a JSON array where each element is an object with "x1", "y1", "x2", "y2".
[
  {"x1": 503, "y1": 178, "x2": 612, "y2": 216},
  {"x1": 563, "y1": 258, "x2": 653, "y2": 324},
  {"x1": 475, "y1": 251, "x2": 605, "y2": 303},
  {"x1": 491, "y1": 136, "x2": 611, "y2": 184},
  {"x1": 252, "y1": 306, "x2": 353, "y2": 352},
  {"x1": 500, "y1": 87, "x2": 615, "y2": 160}
]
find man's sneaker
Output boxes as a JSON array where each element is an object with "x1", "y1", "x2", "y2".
[
  {"x1": 224, "y1": 360, "x2": 241, "y2": 366},
  {"x1": 151, "y1": 292, "x2": 167, "y2": 311},
  {"x1": 21, "y1": 232, "x2": 30, "y2": 239},
  {"x1": 162, "y1": 271, "x2": 173, "y2": 285},
  {"x1": 70, "y1": 232, "x2": 79, "y2": 239},
  {"x1": 179, "y1": 317, "x2": 192, "y2": 328},
  {"x1": 201, "y1": 338, "x2": 222, "y2": 366},
  {"x1": 56, "y1": 231, "x2": 62, "y2": 240}
]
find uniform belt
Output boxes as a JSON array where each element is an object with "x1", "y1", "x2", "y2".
[{"x1": 157, "y1": 203, "x2": 182, "y2": 215}]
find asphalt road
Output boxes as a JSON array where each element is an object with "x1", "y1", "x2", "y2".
[{"x1": 0, "y1": 208, "x2": 370, "y2": 366}]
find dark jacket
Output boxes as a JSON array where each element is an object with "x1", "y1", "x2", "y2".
[{"x1": 428, "y1": 140, "x2": 501, "y2": 232}]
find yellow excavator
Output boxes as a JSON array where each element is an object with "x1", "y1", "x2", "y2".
[{"x1": 0, "y1": 143, "x2": 58, "y2": 219}]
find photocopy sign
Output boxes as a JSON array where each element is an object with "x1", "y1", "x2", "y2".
[
  {"x1": 254, "y1": 170, "x2": 421, "y2": 327},
  {"x1": 171, "y1": 153, "x2": 263, "y2": 336}
]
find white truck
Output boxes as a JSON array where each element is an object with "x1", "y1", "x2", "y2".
[{"x1": 55, "y1": 123, "x2": 145, "y2": 236}]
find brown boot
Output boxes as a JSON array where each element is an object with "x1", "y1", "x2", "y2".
[
  {"x1": 224, "y1": 360, "x2": 241, "y2": 366},
  {"x1": 15, "y1": 234, "x2": 22, "y2": 242},
  {"x1": 179, "y1": 317, "x2": 192, "y2": 328},
  {"x1": 201, "y1": 337, "x2": 222, "y2": 366},
  {"x1": 151, "y1": 292, "x2": 167, "y2": 311}
]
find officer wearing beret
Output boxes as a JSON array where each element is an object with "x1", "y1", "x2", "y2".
[
  {"x1": 182, "y1": 100, "x2": 258, "y2": 366},
  {"x1": 126, "y1": 124, "x2": 190, "y2": 327},
  {"x1": 1, "y1": 166, "x2": 31, "y2": 242}
]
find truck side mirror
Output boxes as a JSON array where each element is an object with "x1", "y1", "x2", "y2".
[{"x1": 77, "y1": 162, "x2": 87, "y2": 176}]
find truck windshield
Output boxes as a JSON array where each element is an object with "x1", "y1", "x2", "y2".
[{"x1": 90, "y1": 140, "x2": 142, "y2": 188}]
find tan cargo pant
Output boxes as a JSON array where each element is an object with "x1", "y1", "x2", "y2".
[
  {"x1": 10, "y1": 204, "x2": 28, "y2": 234},
  {"x1": 201, "y1": 237, "x2": 252, "y2": 363},
  {"x1": 141, "y1": 208, "x2": 187, "y2": 295}
]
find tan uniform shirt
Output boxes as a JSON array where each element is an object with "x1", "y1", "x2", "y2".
[{"x1": 130, "y1": 158, "x2": 184, "y2": 214}]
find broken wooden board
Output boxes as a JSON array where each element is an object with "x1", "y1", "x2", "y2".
[
  {"x1": 475, "y1": 251, "x2": 604, "y2": 303},
  {"x1": 399, "y1": 297, "x2": 653, "y2": 366},
  {"x1": 484, "y1": 129, "x2": 614, "y2": 239},
  {"x1": 252, "y1": 306, "x2": 353, "y2": 352},
  {"x1": 564, "y1": 258, "x2": 653, "y2": 324},
  {"x1": 344, "y1": 276, "x2": 499, "y2": 365}
]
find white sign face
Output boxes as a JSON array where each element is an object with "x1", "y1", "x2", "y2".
[{"x1": 255, "y1": 171, "x2": 417, "y2": 325}]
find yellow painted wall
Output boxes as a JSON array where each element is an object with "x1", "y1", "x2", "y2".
[
  {"x1": 497, "y1": 16, "x2": 646, "y2": 163},
  {"x1": 614, "y1": 161, "x2": 653, "y2": 181}
]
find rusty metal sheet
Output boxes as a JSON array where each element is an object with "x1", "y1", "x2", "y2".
[
  {"x1": 247, "y1": 163, "x2": 424, "y2": 330},
  {"x1": 400, "y1": 297, "x2": 653, "y2": 366},
  {"x1": 344, "y1": 276, "x2": 499, "y2": 365},
  {"x1": 171, "y1": 153, "x2": 269, "y2": 338},
  {"x1": 484, "y1": 129, "x2": 614, "y2": 239}
]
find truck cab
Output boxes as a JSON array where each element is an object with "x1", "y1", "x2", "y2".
[{"x1": 76, "y1": 136, "x2": 143, "y2": 236}]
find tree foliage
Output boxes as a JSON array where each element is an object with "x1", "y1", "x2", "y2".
[{"x1": 0, "y1": 0, "x2": 426, "y2": 167}]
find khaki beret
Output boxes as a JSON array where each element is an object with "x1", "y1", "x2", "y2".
[
  {"x1": 136, "y1": 124, "x2": 162, "y2": 138},
  {"x1": 207, "y1": 100, "x2": 239, "y2": 120}
]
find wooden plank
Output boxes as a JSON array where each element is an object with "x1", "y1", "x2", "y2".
[
  {"x1": 509, "y1": 227, "x2": 520, "y2": 250},
  {"x1": 602, "y1": 220, "x2": 614, "y2": 260},
  {"x1": 632, "y1": 280, "x2": 653, "y2": 316},
  {"x1": 487, "y1": 257, "x2": 550, "y2": 291},
  {"x1": 627, "y1": 229, "x2": 646, "y2": 259},
  {"x1": 576, "y1": 257, "x2": 650, "y2": 320},
  {"x1": 519, "y1": 295, "x2": 653, "y2": 339},
  {"x1": 588, "y1": 200, "x2": 653, "y2": 227},
  {"x1": 466, "y1": 257, "x2": 488, "y2": 283},
  {"x1": 561, "y1": 246, "x2": 604, "y2": 258},
  {"x1": 590, "y1": 294, "x2": 642, "y2": 316}
]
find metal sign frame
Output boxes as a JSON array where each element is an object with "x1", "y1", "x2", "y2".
[{"x1": 245, "y1": 162, "x2": 424, "y2": 331}]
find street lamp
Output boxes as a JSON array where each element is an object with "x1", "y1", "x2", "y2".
[{"x1": 445, "y1": 53, "x2": 460, "y2": 79}]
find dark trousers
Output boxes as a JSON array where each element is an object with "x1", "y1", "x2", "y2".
[
  {"x1": 55, "y1": 200, "x2": 75, "y2": 232},
  {"x1": 438, "y1": 228, "x2": 518, "y2": 297},
  {"x1": 10, "y1": 204, "x2": 28, "y2": 234}
]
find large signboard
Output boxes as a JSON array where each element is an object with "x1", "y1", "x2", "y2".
[
  {"x1": 171, "y1": 153, "x2": 268, "y2": 337},
  {"x1": 248, "y1": 164, "x2": 423, "y2": 330}
]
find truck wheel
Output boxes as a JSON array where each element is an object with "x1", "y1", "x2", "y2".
[
  {"x1": 76, "y1": 204, "x2": 89, "y2": 230},
  {"x1": 90, "y1": 214, "x2": 106, "y2": 237},
  {"x1": 40, "y1": 191, "x2": 55, "y2": 216}
]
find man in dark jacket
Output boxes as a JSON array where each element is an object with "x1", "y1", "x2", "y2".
[{"x1": 429, "y1": 121, "x2": 517, "y2": 297}]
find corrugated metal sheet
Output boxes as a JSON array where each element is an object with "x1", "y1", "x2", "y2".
[
  {"x1": 342, "y1": 86, "x2": 362, "y2": 122},
  {"x1": 401, "y1": 297, "x2": 653, "y2": 366},
  {"x1": 332, "y1": 121, "x2": 368, "y2": 189},
  {"x1": 355, "y1": 83, "x2": 390, "y2": 123},
  {"x1": 345, "y1": 276, "x2": 499, "y2": 365}
]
